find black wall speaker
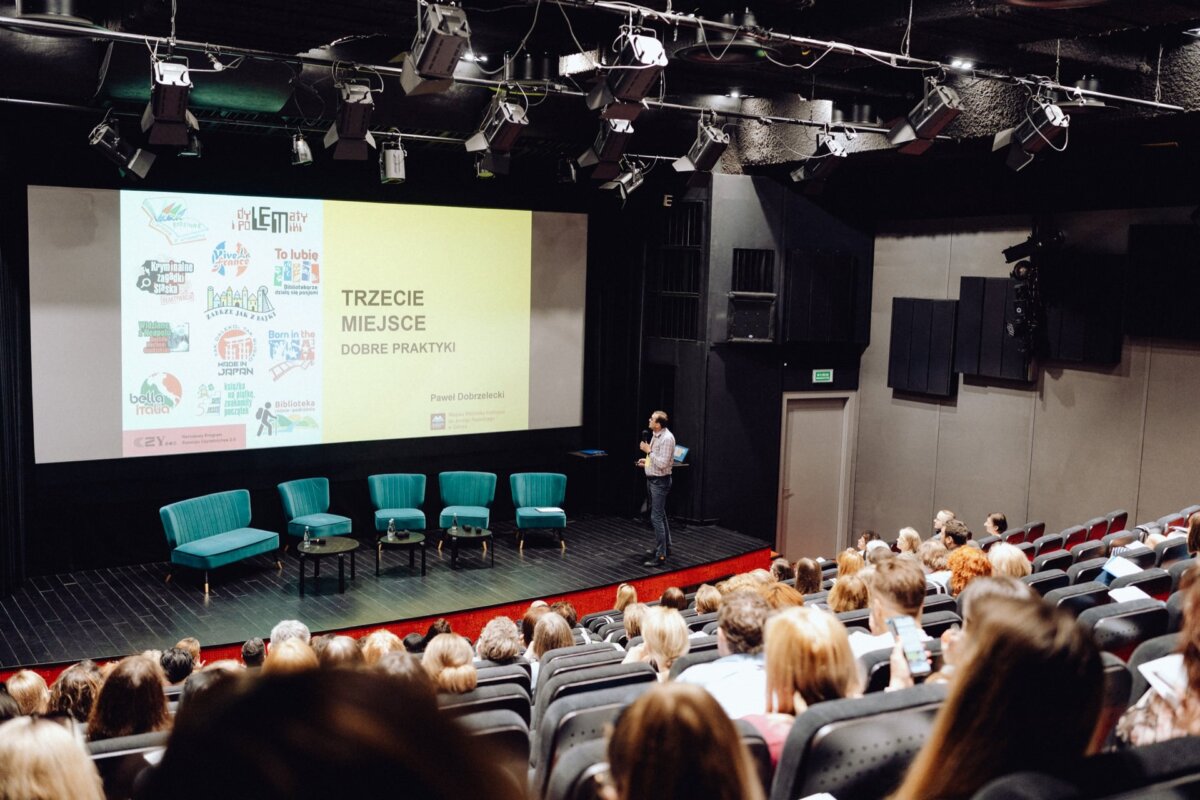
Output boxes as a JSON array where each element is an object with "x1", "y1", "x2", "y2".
[
  {"x1": 727, "y1": 292, "x2": 776, "y2": 343},
  {"x1": 888, "y1": 298, "x2": 958, "y2": 397}
]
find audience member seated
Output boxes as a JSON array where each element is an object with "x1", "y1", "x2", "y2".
[
  {"x1": 676, "y1": 590, "x2": 769, "y2": 718},
  {"x1": 891, "y1": 595, "x2": 1102, "y2": 800},
  {"x1": 87, "y1": 655, "x2": 169, "y2": 741},
  {"x1": 828, "y1": 574, "x2": 869, "y2": 613},
  {"x1": 1116, "y1": 574, "x2": 1200, "y2": 745},
  {"x1": 241, "y1": 637, "x2": 265, "y2": 669},
  {"x1": 1189, "y1": 511, "x2": 1200, "y2": 557},
  {"x1": 848, "y1": 557, "x2": 929, "y2": 659},
  {"x1": 748, "y1": 568, "x2": 775, "y2": 585},
  {"x1": 141, "y1": 670, "x2": 524, "y2": 800},
  {"x1": 372, "y1": 652, "x2": 438, "y2": 710},
  {"x1": 475, "y1": 616, "x2": 525, "y2": 665},
  {"x1": 0, "y1": 716, "x2": 104, "y2": 800},
  {"x1": 621, "y1": 603, "x2": 647, "y2": 642},
  {"x1": 48, "y1": 661, "x2": 101, "y2": 724},
  {"x1": 896, "y1": 526, "x2": 922, "y2": 557},
  {"x1": 625, "y1": 607, "x2": 689, "y2": 680},
  {"x1": 4, "y1": 670, "x2": 48, "y2": 716},
  {"x1": 179, "y1": 663, "x2": 242, "y2": 709},
  {"x1": 553, "y1": 600, "x2": 593, "y2": 643},
  {"x1": 793, "y1": 558, "x2": 822, "y2": 595},
  {"x1": 770, "y1": 557, "x2": 796, "y2": 583},
  {"x1": 836, "y1": 548, "x2": 864, "y2": 581},
  {"x1": 614, "y1": 582, "x2": 638, "y2": 613},
  {"x1": 659, "y1": 587, "x2": 688, "y2": 612},
  {"x1": 694, "y1": 584, "x2": 721, "y2": 614},
  {"x1": 856, "y1": 529, "x2": 881, "y2": 553},
  {"x1": 318, "y1": 635, "x2": 364, "y2": 669},
  {"x1": 261, "y1": 638, "x2": 318, "y2": 676},
  {"x1": 175, "y1": 637, "x2": 203, "y2": 669},
  {"x1": 987, "y1": 541, "x2": 1032, "y2": 578},
  {"x1": 864, "y1": 540, "x2": 895, "y2": 567},
  {"x1": 402, "y1": 619, "x2": 451, "y2": 655},
  {"x1": 160, "y1": 647, "x2": 195, "y2": 686},
  {"x1": 942, "y1": 518, "x2": 970, "y2": 551},
  {"x1": 918, "y1": 539, "x2": 952, "y2": 592},
  {"x1": 529, "y1": 611, "x2": 573, "y2": 690},
  {"x1": 309, "y1": 634, "x2": 330, "y2": 661},
  {"x1": 362, "y1": 629, "x2": 406, "y2": 665},
  {"x1": 269, "y1": 619, "x2": 311, "y2": 646},
  {"x1": 422, "y1": 633, "x2": 478, "y2": 694},
  {"x1": 932, "y1": 508, "x2": 957, "y2": 539},
  {"x1": 521, "y1": 605, "x2": 550, "y2": 654},
  {"x1": 985, "y1": 511, "x2": 1008, "y2": 537},
  {"x1": 606, "y1": 682, "x2": 764, "y2": 800},
  {"x1": 947, "y1": 546, "x2": 992, "y2": 596},
  {"x1": 762, "y1": 582, "x2": 805, "y2": 610},
  {"x1": 743, "y1": 606, "x2": 860, "y2": 765}
]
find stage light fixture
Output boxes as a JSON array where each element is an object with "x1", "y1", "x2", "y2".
[
  {"x1": 178, "y1": 131, "x2": 202, "y2": 158},
  {"x1": 324, "y1": 82, "x2": 377, "y2": 161},
  {"x1": 464, "y1": 95, "x2": 529, "y2": 154},
  {"x1": 600, "y1": 159, "x2": 645, "y2": 201},
  {"x1": 992, "y1": 99, "x2": 1069, "y2": 172},
  {"x1": 379, "y1": 138, "x2": 406, "y2": 183},
  {"x1": 586, "y1": 32, "x2": 667, "y2": 111},
  {"x1": 887, "y1": 80, "x2": 962, "y2": 155},
  {"x1": 673, "y1": 119, "x2": 730, "y2": 173},
  {"x1": 789, "y1": 133, "x2": 847, "y2": 183},
  {"x1": 88, "y1": 118, "x2": 156, "y2": 179},
  {"x1": 140, "y1": 58, "x2": 199, "y2": 147},
  {"x1": 577, "y1": 118, "x2": 635, "y2": 168},
  {"x1": 475, "y1": 151, "x2": 511, "y2": 178},
  {"x1": 400, "y1": 4, "x2": 471, "y2": 96},
  {"x1": 291, "y1": 133, "x2": 314, "y2": 166}
]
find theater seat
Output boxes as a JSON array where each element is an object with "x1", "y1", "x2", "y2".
[
  {"x1": 1084, "y1": 517, "x2": 1109, "y2": 542},
  {"x1": 667, "y1": 648, "x2": 722, "y2": 681},
  {"x1": 1127, "y1": 633, "x2": 1180, "y2": 705},
  {"x1": 1078, "y1": 598, "x2": 1168, "y2": 661},
  {"x1": 1020, "y1": 569, "x2": 1069, "y2": 596},
  {"x1": 1002, "y1": 527, "x2": 1027, "y2": 545},
  {"x1": 686, "y1": 612, "x2": 719, "y2": 632},
  {"x1": 1070, "y1": 540, "x2": 1105, "y2": 563},
  {"x1": 1167, "y1": 591, "x2": 1186, "y2": 633},
  {"x1": 1043, "y1": 581, "x2": 1111, "y2": 618},
  {"x1": 1168, "y1": 558, "x2": 1196, "y2": 592},
  {"x1": 545, "y1": 738, "x2": 608, "y2": 800},
  {"x1": 1110, "y1": 567, "x2": 1172, "y2": 601},
  {"x1": 1157, "y1": 513, "x2": 1186, "y2": 531},
  {"x1": 976, "y1": 534, "x2": 1000, "y2": 551},
  {"x1": 1068, "y1": 558, "x2": 1109, "y2": 585},
  {"x1": 533, "y1": 662, "x2": 656, "y2": 731},
  {"x1": 860, "y1": 640, "x2": 945, "y2": 694},
  {"x1": 735, "y1": 718, "x2": 774, "y2": 798},
  {"x1": 457, "y1": 708, "x2": 530, "y2": 788},
  {"x1": 921, "y1": 610, "x2": 963, "y2": 638},
  {"x1": 1025, "y1": 521, "x2": 1046, "y2": 541},
  {"x1": 836, "y1": 608, "x2": 872, "y2": 631},
  {"x1": 1155, "y1": 537, "x2": 1190, "y2": 569},
  {"x1": 1095, "y1": 652, "x2": 1133, "y2": 751},
  {"x1": 1060, "y1": 525, "x2": 1088, "y2": 551},
  {"x1": 923, "y1": 595, "x2": 958, "y2": 616},
  {"x1": 475, "y1": 663, "x2": 532, "y2": 696},
  {"x1": 769, "y1": 683, "x2": 948, "y2": 800},
  {"x1": 1031, "y1": 533, "x2": 1064, "y2": 558},
  {"x1": 1033, "y1": 551, "x2": 1073, "y2": 574},
  {"x1": 438, "y1": 683, "x2": 532, "y2": 725},
  {"x1": 1105, "y1": 509, "x2": 1128, "y2": 534}
]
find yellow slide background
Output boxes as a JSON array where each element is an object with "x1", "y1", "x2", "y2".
[{"x1": 322, "y1": 202, "x2": 531, "y2": 442}]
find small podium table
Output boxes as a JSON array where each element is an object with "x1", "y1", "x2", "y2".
[{"x1": 297, "y1": 536, "x2": 359, "y2": 596}]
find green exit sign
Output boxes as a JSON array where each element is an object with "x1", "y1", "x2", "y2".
[{"x1": 812, "y1": 369, "x2": 834, "y2": 384}]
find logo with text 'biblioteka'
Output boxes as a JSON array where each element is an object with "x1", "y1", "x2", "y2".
[
  {"x1": 141, "y1": 197, "x2": 208, "y2": 245},
  {"x1": 130, "y1": 372, "x2": 182, "y2": 415}
]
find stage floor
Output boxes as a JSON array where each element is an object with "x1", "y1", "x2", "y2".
[{"x1": 0, "y1": 516, "x2": 767, "y2": 670}]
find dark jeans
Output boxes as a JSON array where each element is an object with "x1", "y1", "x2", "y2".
[{"x1": 647, "y1": 475, "x2": 672, "y2": 559}]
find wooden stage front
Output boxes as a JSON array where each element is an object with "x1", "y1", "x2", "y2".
[{"x1": 0, "y1": 515, "x2": 769, "y2": 674}]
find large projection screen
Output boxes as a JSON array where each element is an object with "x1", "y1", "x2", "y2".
[{"x1": 28, "y1": 186, "x2": 586, "y2": 463}]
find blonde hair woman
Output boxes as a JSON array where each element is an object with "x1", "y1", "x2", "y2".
[
  {"x1": 0, "y1": 717, "x2": 104, "y2": 800},
  {"x1": 614, "y1": 583, "x2": 638, "y2": 613},
  {"x1": 624, "y1": 606, "x2": 690, "y2": 679},
  {"x1": 4, "y1": 671, "x2": 49, "y2": 716},
  {"x1": 421, "y1": 634, "x2": 478, "y2": 694},
  {"x1": 261, "y1": 638, "x2": 318, "y2": 676},
  {"x1": 694, "y1": 584, "x2": 722, "y2": 614},
  {"x1": 530, "y1": 610, "x2": 574, "y2": 691},
  {"x1": 359, "y1": 629, "x2": 404, "y2": 666},
  {"x1": 896, "y1": 527, "x2": 922, "y2": 555},
  {"x1": 835, "y1": 548, "x2": 864, "y2": 580},
  {"x1": 987, "y1": 542, "x2": 1032, "y2": 578},
  {"x1": 744, "y1": 606, "x2": 860, "y2": 765}
]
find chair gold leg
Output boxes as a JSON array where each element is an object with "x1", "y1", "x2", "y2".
[
  {"x1": 482, "y1": 540, "x2": 488, "y2": 556},
  {"x1": 275, "y1": 560, "x2": 283, "y2": 571},
  {"x1": 518, "y1": 532, "x2": 524, "y2": 552},
  {"x1": 203, "y1": 571, "x2": 210, "y2": 595},
  {"x1": 164, "y1": 571, "x2": 173, "y2": 583}
]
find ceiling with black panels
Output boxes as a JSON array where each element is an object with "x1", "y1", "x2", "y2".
[{"x1": 2, "y1": 0, "x2": 1200, "y2": 168}]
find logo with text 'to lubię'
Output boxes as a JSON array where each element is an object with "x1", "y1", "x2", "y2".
[{"x1": 130, "y1": 372, "x2": 183, "y2": 415}]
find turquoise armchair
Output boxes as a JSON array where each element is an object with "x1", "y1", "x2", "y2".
[
  {"x1": 438, "y1": 471, "x2": 496, "y2": 530},
  {"x1": 368, "y1": 473, "x2": 427, "y2": 532},
  {"x1": 160, "y1": 489, "x2": 281, "y2": 594},
  {"x1": 277, "y1": 478, "x2": 352, "y2": 540},
  {"x1": 511, "y1": 472, "x2": 568, "y2": 550}
]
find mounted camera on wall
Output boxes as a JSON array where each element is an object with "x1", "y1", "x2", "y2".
[{"x1": 1002, "y1": 228, "x2": 1063, "y2": 354}]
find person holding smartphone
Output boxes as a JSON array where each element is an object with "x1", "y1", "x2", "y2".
[{"x1": 847, "y1": 558, "x2": 931, "y2": 659}]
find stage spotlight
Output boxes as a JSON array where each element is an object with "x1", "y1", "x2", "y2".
[
  {"x1": 1002, "y1": 230, "x2": 1065, "y2": 263},
  {"x1": 88, "y1": 118, "x2": 156, "y2": 179},
  {"x1": 992, "y1": 99, "x2": 1069, "y2": 172},
  {"x1": 788, "y1": 133, "x2": 847, "y2": 183},
  {"x1": 400, "y1": 4, "x2": 471, "y2": 96},
  {"x1": 586, "y1": 32, "x2": 668, "y2": 111},
  {"x1": 178, "y1": 131, "x2": 202, "y2": 158},
  {"x1": 379, "y1": 138, "x2": 406, "y2": 184},
  {"x1": 291, "y1": 133, "x2": 314, "y2": 166},
  {"x1": 324, "y1": 82, "x2": 377, "y2": 161},
  {"x1": 887, "y1": 80, "x2": 962, "y2": 155},
  {"x1": 600, "y1": 159, "x2": 645, "y2": 201},
  {"x1": 475, "y1": 151, "x2": 511, "y2": 178},
  {"x1": 578, "y1": 118, "x2": 635, "y2": 168},
  {"x1": 464, "y1": 95, "x2": 529, "y2": 154},
  {"x1": 673, "y1": 119, "x2": 730, "y2": 173},
  {"x1": 140, "y1": 59, "x2": 199, "y2": 147}
]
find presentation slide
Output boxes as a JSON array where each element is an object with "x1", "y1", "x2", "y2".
[{"x1": 28, "y1": 187, "x2": 587, "y2": 463}]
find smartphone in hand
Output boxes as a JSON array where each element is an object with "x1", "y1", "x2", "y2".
[{"x1": 887, "y1": 614, "x2": 932, "y2": 677}]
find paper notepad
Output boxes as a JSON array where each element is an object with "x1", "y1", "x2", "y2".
[
  {"x1": 535, "y1": 507, "x2": 564, "y2": 514},
  {"x1": 1138, "y1": 653, "x2": 1187, "y2": 708},
  {"x1": 1102, "y1": 555, "x2": 1143, "y2": 579},
  {"x1": 1108, "y1": 585, "x2": 1153, "y2": 603}
]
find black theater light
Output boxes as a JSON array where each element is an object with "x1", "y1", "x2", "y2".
[
  {"x1": 379, "y1": 138, "x2": 406, "y2": 184},
  {"x1": 993, "y1": 98, "x2": 1069, "y2": 172},
  {"x1": 673, "y1": 119, "x2": 730, "y2": 173},
  {"x1": 141, "y1": 58, "x2": 199, "y2": 147},
  {"x1": 887, "y1": 80, "x2": 962, "y2": 155},
  {"x1": 577, "y1": 118, "x2": 635, "y2": 168},
  {"x1": 400, "y1": 4, "x2": 472, "y2": 96},
  {"x1": 291, "y1": 133, "x2": 314, "y2": 166},
  {"x1": 586, "y1": 32, "x2": 668, "y2": 113},
  {"x1": 600, "y1": 159, "x2": 645, "y2": 201},
  {"x1": 789, "y1": 133, "x2": 847, "y2": 183},
  {"x1": 464, "y1": 95, "x2": 529, "y2": 154},
  {"x1": 323, "y1": 82, "x2": 377, "y2": 161},
  {"x1": 89, "y1": 118, "x2": 156, "y2": 179}
]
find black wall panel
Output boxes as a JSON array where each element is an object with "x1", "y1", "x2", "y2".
[
  {"x1": 888, "y1": 298, "x2": 957, "y2": 397},
  {"x1": 1126, "y1": 225, "x2": 1200, "y2": 341},
  {"x1": 1041, "y1": 253, "x2": 1125, "y2": 365},
  {"x1": 955, "y1": 277, "x2": 1034, "y2": 381}
]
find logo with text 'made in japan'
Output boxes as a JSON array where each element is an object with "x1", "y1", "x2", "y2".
[
  {"x1": 129, "y1": 372, "x2": 182, "y2": 415},
  {"x1": 141, "y1": 197, "x2": 208, "y2": 245}
]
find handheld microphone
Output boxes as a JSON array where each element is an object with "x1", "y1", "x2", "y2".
[{"x1": 640, "y1": 429, "x2": 653, "y2": 444}]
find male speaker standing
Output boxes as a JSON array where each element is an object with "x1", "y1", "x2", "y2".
[{"x1": 637, "y1": 410, "x2": 675, "y2": 567}]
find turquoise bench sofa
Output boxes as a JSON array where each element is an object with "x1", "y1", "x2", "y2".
[{"x1": 160, "y1": 489, "x2": 281, "y2": 594}]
